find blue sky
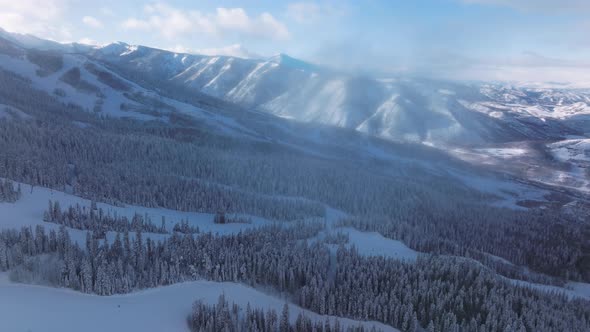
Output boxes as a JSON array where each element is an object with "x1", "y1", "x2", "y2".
[{"x1": 1, "y1": 0, "x2": 589, "y2": 84}]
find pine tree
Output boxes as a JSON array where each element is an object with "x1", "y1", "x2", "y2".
[
  {"x1": 280, "y1": 303, "x2": 290, "y2": 332},
  {"x1": 81, "y1": 259, "x2": 93, "y2": 293},
  {"x1": 0, "y1": 239, "x2": 8, "y2": 270}
]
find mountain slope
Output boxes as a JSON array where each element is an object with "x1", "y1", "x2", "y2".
[
  {"x1": 2, "y1": 27, "x2": 588, "y2": 146},
  {"x1": 87, "y1": 42, "x2": 590, "y2": 146},
  {"x1": 0, "y1": 31, "x2": 587, "y2": 200}
]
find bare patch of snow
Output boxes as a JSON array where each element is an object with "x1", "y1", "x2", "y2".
[
  {"x1": 508, "y1": 278, "x2": 590, "y2": 301},
  {"x1": 342, "y1": 227, "x2": 419, "y2": 262},
  {"x1": 476, "y1": 148, "x2": 528, "y2": 158}
]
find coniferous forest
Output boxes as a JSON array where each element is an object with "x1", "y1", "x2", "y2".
[{"x1": 0, "y1": 32, "x2": 590, "y2": 332}]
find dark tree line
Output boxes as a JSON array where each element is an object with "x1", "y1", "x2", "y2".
[
  {"x1": 60, "y1": 67, "x2": 101, "y2": 94},
  {"x1": 0, "y1": 222, "x2": 327, "y2": 295},
  {"x1": 43, "y1": 201, "x2": 256, "y2": 236},
  {"x1": 213, "y1": 211, "x2": 252, "y2": 224},
  {"x1": 43, "y1": 201, "x2": 167, "y2": 238},
  {"x1": 27, "y1": 49, "x2": 63, "y2": 77},
  {"x1": 172, "y1": 219, "x2": 200, "y2": 234},
  {"x1": 0, "y1": 178, "x2": 20, "y2": 202},
  {"x1": 296, "y1": 247, "x2": 590, "y2": 332},
  {"x1": 2, "y1": 224, "x2": 590, "y2": 331},
  {"x1": 338, "y1": 210, "x2": 590, "y2": 283},
  {"x1": 188, "y1": 295, "x2": 378, "y2": 332}
]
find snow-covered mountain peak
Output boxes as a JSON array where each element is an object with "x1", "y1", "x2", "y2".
[
  {"x1": 97, "y1": 42, "x2": 137, "y2": 56},
  {"x1": 83, "y1": 38, "x2": 590, "y2": 145},
  {"x1": 2, "y1": 28, "x2": 588, "y2": 147},
  {"x1": 266, "y1": 53, "x2": 316, "y2": 72}
]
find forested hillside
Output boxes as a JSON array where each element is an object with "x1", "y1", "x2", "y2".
[{"x1": 0, "y1": 31, "x2": 589, "y2": 332}]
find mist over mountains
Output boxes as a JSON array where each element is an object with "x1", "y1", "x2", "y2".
[
  {"x1": 3, "y1": 26, "x2": 589, "y2": 147},
  {"x1": 88, "y1": 39, "x2": 590, "y2": 146}
]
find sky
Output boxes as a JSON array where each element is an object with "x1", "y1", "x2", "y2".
[{"x1": 1, "y1": 0, "x2": 589, "y2": 85}]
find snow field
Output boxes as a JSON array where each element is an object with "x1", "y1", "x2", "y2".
[{"x1": 0, "y1": 273, "x2": 398, "y2": 332}]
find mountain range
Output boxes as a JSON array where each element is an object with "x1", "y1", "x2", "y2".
[
  {"x1": 3, "y1": 27, "x2": 589, "y2": 145},
  {"x1": 0, "y1": 27, "x2": 588, "y2": 196}
]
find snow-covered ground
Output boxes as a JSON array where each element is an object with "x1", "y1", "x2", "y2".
[
  {"x1": 448, "y1": 137, "x2": 590, "y2": 198},
  {"x1": 449, "y1": 146, "x2": 532, "y2": 168},
  {"x1": 548, "y1": 139, "x2": 590, "y2": 192},
  {"x1": 0, "y1": 184, "x2": 409, "y2": 332},
  {"x1": 475, "y1": 147, "x2": 528, "y2": 158},
  {"x1": 322, "y1": 208, "x2": 420, "y2": 261},
  {"x1": 0, "y1": 104, "x2": 30, "y2": 120},
  {"x1": 0, "y1": 272, "x2": 398, "y2": 332},
  {"x1": 1, "y1": 181, "x2": 421, "y2": 261},
  {"x1": 335, "y1": 227, "x2": 419, "y2": 262},
  {"x1": 2, "y1": 182, "x2": 589, "y2": 320},
  {"x1": 449, "y1": 256, "x2": 590, "y2": 301},
  {"x1": 460, "y1": 99, "x2": 590, "y2": 121},
  {"x1": 446, "y1": 169, "x2": 548, "y2": 209},
  {"x1": 0, "y1": 182, "x2": 272, "y2": 245},
  {"x1": 550, "y1": 139, "x2": 590, "y2": 163},
  {"x1": 509, "y1": 278, "x2": 590, "y2": 301},
  {"x1": 0, "y1": 52, "x2": 261, "y2": 140},
  {"x1": 1, "y1": 181, "x2": 422, "y2": 262}
]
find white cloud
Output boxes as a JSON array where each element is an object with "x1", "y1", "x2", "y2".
[
  {"x1": 82, "y1": 16, "x2": 103, "y2": 29},
  {"x1": 195, "y1": 44, "x2": 261, "y2": 59},
  {"x1": 0, "y1": 0, "x2": 71, "y2": 40},
  {"x1": 405, "y1": 50, "x2": 590, "y2": 87},
  {"x1": 122, "y1": 2, "x2": 289, "y2": 41},
  {"x1": 78, "y1": 37, "x2": 101, "y2": 46},
  {"x1": 0, "y1": 0, "x2": 65, "y2": 21}
]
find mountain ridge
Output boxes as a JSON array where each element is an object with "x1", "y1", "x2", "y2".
[
  {"x1": 83, "y1": 39, "x2": 590, "y2": 145},
  {"x1": 2, "y1": 27, "x2": 588, "y2": 147},
  {"x1": 0, "y1": 29, "x2": 588, "y2": 194}
]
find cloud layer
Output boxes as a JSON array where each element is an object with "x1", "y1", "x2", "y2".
[
  {"x1": 0, "y1": 0, "x2": 71, "y2": 40},
  {"x1": 169, "y1": 44, "x2": 261, "y2": 59},
  {"x1": 0, "y1": 0, "x2": 588, "y2": 86},
  {"x1": 82, "y1": 16, "x2": 103, "y2": 29},
  {"x1": 122, "y1": 3, "x2": 289, "y2": 41}
]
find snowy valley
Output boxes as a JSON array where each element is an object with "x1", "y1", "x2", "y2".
[{"x1": 0, "y1": 27, "x2": 589, "y2": 332}]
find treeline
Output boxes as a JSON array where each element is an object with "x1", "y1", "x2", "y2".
[
  {"x1": 42, "y1": 201, "x2": 256, "y2": 236},
  {"x1": 0, "y1": 222, "x2": 327, "y2": 296},
  {"x1": 338, "y1": 210, "x2": 590, "y2": 283},
  {"x1": 43, "y1": 201, "x2": 167, "y2": 238},
  {"x1": 2, "y1": 225, "x2": 590, "y2": 331},
  {"x1": 297, "y1": 247, "x2": 590, "y2": 332},
  {"x1": 213, "y1": 211, "x2": 252, "y2": 224},
  {"x1": 172, "y1": 219, "x2": 200, "y2": 234},
  {"x1": 27, "y1": 49, "x2": 63, "y2": 77},
  {"x1": 0, "y1": 179, "x2": 20, "y2": 202},
  {"x1": 188, "y1": 295, "x2": 378, "y2": 332}
]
